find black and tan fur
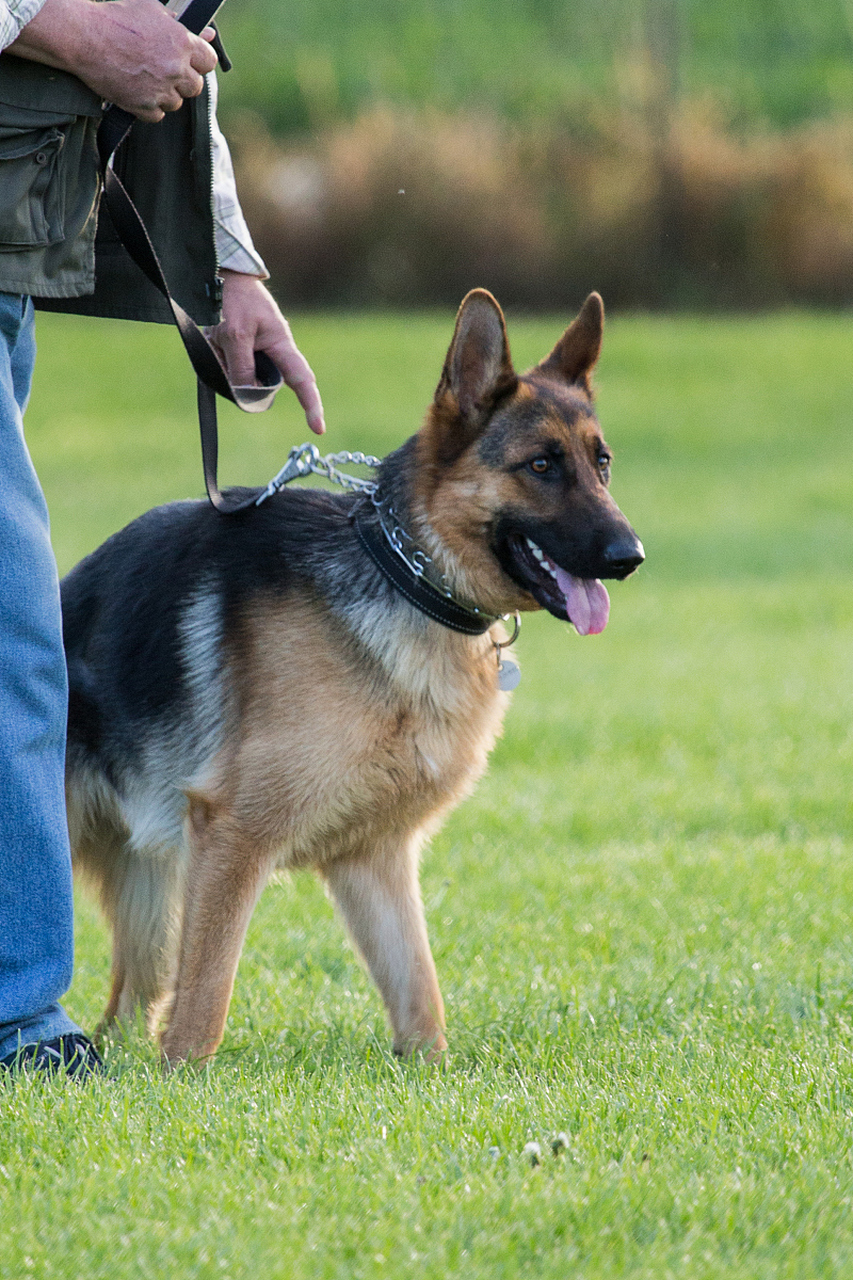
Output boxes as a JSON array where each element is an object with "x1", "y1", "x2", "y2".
[{"x1": 63, "y1": 290, "x2": 643, "y2": 1064}]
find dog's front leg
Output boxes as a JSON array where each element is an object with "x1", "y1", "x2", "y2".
[
  {"x1": 324, "y1": 839, "x2": 447, "y2": 1060},
  {"x1": 160, "y1": 798, "x2": 271, "y2": 1066}
]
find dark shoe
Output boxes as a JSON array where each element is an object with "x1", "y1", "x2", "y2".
[{"x1": 0, "y1": 1033, "x2": 104, "y2": 1080}]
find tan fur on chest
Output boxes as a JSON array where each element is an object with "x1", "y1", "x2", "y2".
[{"x1": 194, "y1": 592, "x2": 509, "y2": 868}]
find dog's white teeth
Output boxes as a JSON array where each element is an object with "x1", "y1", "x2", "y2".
[{"x1": 526, "y1": 537, "x2": 559, "y2": 579}]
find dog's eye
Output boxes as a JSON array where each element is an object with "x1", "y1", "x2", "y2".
[
  {"x1": 529, "y1": 457, "x2": 551, "y2": 475},
  {"x1": 597, "y1": 451, "x2": 611, "y2": 477}
]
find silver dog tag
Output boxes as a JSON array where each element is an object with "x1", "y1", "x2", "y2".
[{"x1": 497, "y1": 658, "x2": 521, "y2": 691}]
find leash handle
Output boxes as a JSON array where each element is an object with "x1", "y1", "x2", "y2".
[{"x1": 97, "y1": 0, "x2": 281, "y2": 514}]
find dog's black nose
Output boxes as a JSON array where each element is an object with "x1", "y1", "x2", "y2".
[{"x1": 602, "y1": 535, "x2": 645, "y2": 578}]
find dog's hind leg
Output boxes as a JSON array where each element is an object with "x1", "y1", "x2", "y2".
[
  {"x1": 323, "y1": 838, "x2": 447, "y2": 1060},
  {"x1": 159, "y1": 798, "x2": 272, "y2": 1065},
  {"x1": 93, "y1": 844, "x2": 185, "y2": 1038}
]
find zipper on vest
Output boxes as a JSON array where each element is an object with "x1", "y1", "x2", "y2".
[{"x1": 203, "y1": 76, "x2": 223, "y2": 316}]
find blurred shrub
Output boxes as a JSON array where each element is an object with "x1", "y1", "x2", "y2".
[{"x1": 230, "y1": 105, "x2": 853, "y2": 310}]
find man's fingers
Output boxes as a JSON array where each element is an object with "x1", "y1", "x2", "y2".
[
  {"x1": 172, "y1": 67, "x2": 206, "y2": 102},
  {"x1": 210, "y1": 334, "x2": 324, "y2": 434},
  {"x1": 214, "y1": 274, "x2": 326, "y2": 435},
  {"x1": 287, "y1": 371, "x2": 326, "y2": 436},
  {"x1": 207, "y1": 330, "x2": 257, "y2": 388},
  {"x1": 226, "y1": 338, "x2": 258, "y2": 388},
  {"x1": 135, "y1": 104, "x2": 167, "y2": 123},
  {"x1": 158, "y1": 85, "x2": 189, "y2": 113},
  {"x1": 189, "y1": 33, "x2": 218, "y2": 74},
  {"x1": 272, "y1": 344, "x2": 326, "y2": 435}
]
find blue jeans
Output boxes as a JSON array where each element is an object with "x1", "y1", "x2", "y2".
[{"x1": 0, "y1": 293, "x2": 82, "y2": 1058}]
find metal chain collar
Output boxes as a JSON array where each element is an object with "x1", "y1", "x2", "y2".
[
  {"x1": 368, "y1": 501, "x2": 521, "y2": 664},
  {"x1": 371, "y1": 494, "x2": 458, "y2": 600},
  {"x1": 255, "y1": 443, "x2": 455, "y2": 599},
  {"x1": 254, "y1": 443, "x2": 381, "y2": 505},
  {"x1": 252, "y1": 440, "x2": 520, "y2": 657}
]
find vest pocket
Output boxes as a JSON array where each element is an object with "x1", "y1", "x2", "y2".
[{"x1": 0, "y1": 122, "x2": 69, "y2": 249}]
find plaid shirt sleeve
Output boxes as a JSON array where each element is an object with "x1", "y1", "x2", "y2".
[
  {"x1": 0, "y1": 0, "x2": 46, "y2": 50},
  {"x1": 207, "y1": 72, "x2": 268, "y2": 278}
]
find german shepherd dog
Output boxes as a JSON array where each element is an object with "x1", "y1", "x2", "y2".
[{"x1": 63, "y1": 289, "x2": 643, "y2": 1064}]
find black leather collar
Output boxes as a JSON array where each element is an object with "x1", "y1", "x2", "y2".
[{"x1": 354, "y1": 504, "x2": 498, "y2": 635}]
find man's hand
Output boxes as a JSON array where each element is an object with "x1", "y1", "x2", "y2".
[
  {"x1": 207, "y1": 271, "x2": 326, "y2": 436},
  {"x1": 9, "y1": 0, "x2": 217, "y2": 122}
]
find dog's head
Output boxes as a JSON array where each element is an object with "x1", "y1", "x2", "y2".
[{"x1": 409, "y1": 289, "x2": 644, "y2": 632}]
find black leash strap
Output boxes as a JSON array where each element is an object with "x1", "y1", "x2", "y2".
[{"x1": 96, "y1": 0, "x2": 283, "y2": 514}]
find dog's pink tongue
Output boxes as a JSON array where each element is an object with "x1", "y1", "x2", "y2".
[{"x1": 554, "y1": 568, "x2": 610, "y2": 635}]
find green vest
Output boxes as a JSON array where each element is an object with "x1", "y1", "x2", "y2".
[{"x1": 0, "y1": 54, "x2": 221, "y2": 325}]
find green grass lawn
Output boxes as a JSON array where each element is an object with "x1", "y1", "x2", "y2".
[{"x1": 3, "y1": 307, "x2": 853, "y2": 1278}]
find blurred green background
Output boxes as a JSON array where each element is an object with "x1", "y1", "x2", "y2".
[
  {"x1": 212, "y1": 0, "x2": 853, "y2": 309},
  {"x1": 215, "y1": 0, "x2": 853, "y2": 133}
]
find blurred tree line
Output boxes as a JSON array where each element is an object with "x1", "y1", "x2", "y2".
[{"x1": 215, "y1": 0, "x2": 853, "y2": 309}]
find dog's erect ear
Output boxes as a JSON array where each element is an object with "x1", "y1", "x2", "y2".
[
  {"x1": 430, "y1": 290, "x2": 517, "y2": 460},
  {"x1": 536, "y1": 292, "x2": 604, "y2": 393}
]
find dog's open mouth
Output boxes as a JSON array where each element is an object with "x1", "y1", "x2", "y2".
[{"x1": 500, "y1": 535, "x2": 610, "y2": 634}]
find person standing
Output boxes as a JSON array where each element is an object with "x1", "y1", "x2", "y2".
[{"x1": 0, "y1": 0, "x2": 324, "y2": 1076}]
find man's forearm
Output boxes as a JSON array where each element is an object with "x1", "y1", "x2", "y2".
[{"x1": 8, "y1": 0, "x2": 102, "y2": 72}]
